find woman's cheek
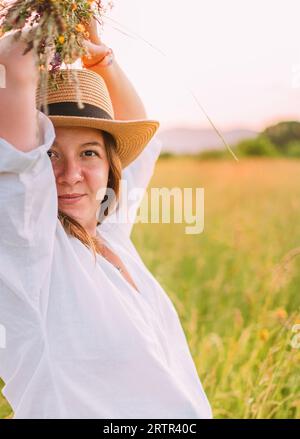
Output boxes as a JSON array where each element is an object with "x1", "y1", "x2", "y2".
[
  {"x1": 52, "y1": 164, "x2": 61, "y2": 180},
  {"x1": 90, "y1": 169, "x2": 109, "y2": 201}
]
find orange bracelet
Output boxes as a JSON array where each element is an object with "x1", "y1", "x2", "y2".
[{"x1": 83, "y1": 48, "x2": 114, "y2": 68}]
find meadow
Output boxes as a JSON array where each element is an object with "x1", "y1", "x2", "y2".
[{"x1": 1, "y1": 157, "x2": 300, "y2": 419}]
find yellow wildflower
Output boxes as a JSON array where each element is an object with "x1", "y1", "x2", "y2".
[
  {"x1": 76, "y1": 24, "x2": 85, "y2": 33},
  {"x1": 275, "y1": 308, "x2": 288, "y2": 320},
  {"x1": 58, "y1": 35, "x2": 65, "y2": 44},
  {"x1": 259, "y1": 328, "x2": 270, "y2": 341}
]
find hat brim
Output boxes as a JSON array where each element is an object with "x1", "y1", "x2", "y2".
[{"x1": 49, "y1": 115, "x2": 160, "y2": 169}]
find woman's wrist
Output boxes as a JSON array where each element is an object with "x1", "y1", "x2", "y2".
[{"x1": 83, "y1": 48, "x2": 114, "y2": 69}]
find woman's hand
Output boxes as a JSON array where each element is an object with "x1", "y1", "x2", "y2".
[
  {"x1": 81, "y1": 17, "x2": 112, "y2": 68},
  {"x1": 79, "y1": 10, "x2": 147, "y2": 120},
  {"x1": 0, "y1": 29, "x2": 38, "y2": 85}
]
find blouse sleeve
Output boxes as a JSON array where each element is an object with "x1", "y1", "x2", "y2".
[
  {"x1": 101, "y1": 134, "x2": 162, "y2": 237},
  {"x1": 0, "y1": 110, "x2": 57, "y2": 308}
]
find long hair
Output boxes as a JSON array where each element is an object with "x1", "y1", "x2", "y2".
[{"x1": 57, "y1": 130, "x2": 122, "y2": 261}]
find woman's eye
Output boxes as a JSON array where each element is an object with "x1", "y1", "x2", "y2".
[
  {"x1": 47, "y1": 150, "x2": 57, "y2": 159},
  {"x1": 82, "y1": 150, "x2": 99, "y2": 157},
  {"x1": 46, "y1": 150, "x2": 100, "y2": 160}
]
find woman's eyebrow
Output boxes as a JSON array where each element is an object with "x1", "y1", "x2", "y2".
[
  {"x1": 51, "y1": 141, "x2": 105, "y2": 149},
  {"x1": 80, "y1": 141, "x2": 105, "y2": 149}
]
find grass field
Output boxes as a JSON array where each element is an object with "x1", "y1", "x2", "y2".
[{"x1": 1, "y1": 157, "x2": 300, "y2": 419}]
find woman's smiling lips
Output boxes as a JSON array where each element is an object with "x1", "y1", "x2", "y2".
[{"x1": 58, "y1": 194, "x2": 87, "y2": 204}]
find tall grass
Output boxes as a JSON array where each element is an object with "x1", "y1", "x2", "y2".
[{"x1": 1, "y1": 157, "x2": 299, "y2": 418}]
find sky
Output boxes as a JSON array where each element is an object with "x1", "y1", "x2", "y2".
[{"x1": 100, "y1": 0, "x2": 300, "y2": 132}]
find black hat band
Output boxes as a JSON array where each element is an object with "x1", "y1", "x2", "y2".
[{"x1": 45, "y1": 102, "x2": 113, "y2": 120}]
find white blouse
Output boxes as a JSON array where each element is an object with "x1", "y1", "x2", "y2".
[{"x1": 0, "y1": 110, "x2": 213, "y2": 419}]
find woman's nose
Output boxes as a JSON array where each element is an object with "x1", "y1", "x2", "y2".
[{"x1": 56, "y1": 160, "x2": 83, "y2": 185}]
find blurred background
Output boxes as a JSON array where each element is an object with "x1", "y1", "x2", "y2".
[{"x1": 1, "y1": 0, "x2": 300, "y2": 419}]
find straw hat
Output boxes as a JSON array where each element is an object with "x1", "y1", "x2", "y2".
[{"x1": 35, "y1": 69, "x2": 160, "y2": 168}]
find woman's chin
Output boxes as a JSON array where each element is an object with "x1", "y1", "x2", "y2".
[{"x1": 58, "y1": 200, "x2": 84, "y2": 218}]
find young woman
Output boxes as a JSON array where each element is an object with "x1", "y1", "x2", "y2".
[{"x1": 0, "y1": 26, "x2": 213, "y2": 419}]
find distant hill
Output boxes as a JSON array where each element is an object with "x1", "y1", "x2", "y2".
[
  {"x1": 156, "y1": 127, "x2": 258, "y2": 154},
  {"x1": 262, "y1": 121, "x2": 300, "y2": 152}
]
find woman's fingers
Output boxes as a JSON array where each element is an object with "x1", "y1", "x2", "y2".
[{"x1": 85, "y1": 15, "x2": 102, "y2": 46}]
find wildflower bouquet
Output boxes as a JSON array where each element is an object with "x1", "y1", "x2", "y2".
[{"x1": 0, "y1": 0, "x2": 113, "y2": 110}]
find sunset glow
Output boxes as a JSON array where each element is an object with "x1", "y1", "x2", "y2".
[{"x1": 102, "y1": 0, "x2": 300, "y2": 131}]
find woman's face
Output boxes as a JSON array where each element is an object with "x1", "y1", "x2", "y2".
[{"x1": 48, "y1": 126, "x2": 110, "y2": 235}]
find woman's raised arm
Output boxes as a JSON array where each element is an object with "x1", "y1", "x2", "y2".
[
  {"x1": 0, "y1": 31, "x2": 57, "y2": 308},
  {"x1": 82, "y1": 20, "x2": 147, "y2": 120},
  {"x1": 0, "y1": 31, "x2": 39, "y2": 151}
]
